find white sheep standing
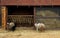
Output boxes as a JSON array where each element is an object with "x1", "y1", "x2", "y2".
[{"x1": 34, "y1": 23, "x2": 46, "y2": 32}]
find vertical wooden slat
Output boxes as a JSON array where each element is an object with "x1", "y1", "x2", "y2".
[
  {"x1": 34, "y1": 7, "x2": 36, "y2": 24},
  {"x1": 1, "y1": 6, "x2": 7, "y2": 29}
]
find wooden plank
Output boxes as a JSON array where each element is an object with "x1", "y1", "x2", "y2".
[{"x1": 35, "y1": 16, "x2": 60, "y2": 19}]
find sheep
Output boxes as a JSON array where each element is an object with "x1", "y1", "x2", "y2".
[
  {"x1": 34, "y1": 23, "x2": 46, "y2": 32},
  {"x1": 7, "y1": 22, "x2": 16, "y2": 31}
]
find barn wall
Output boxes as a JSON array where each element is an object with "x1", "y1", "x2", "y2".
[
  {"x1": 1, "y1": 0, "x2": 60, "y2": 5},
  {"x1": 35, "y1": 6, "x2": 60, "y2": 29}
]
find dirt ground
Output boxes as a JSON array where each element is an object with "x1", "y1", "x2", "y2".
[{"x1": 0, "y1": 27, "x2": 60, "y2": 38}]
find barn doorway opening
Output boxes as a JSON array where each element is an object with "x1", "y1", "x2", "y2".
[{"x1": 7, "y1": 6, "x2": 34, "y2": 27}]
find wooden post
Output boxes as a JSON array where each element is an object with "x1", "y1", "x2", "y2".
[
  {"x1": 34, "y1": 7, "x2": 36, "y2": 24},
  {"x1": 1, "y1": 6, "x2": 7, "y2": 30}
]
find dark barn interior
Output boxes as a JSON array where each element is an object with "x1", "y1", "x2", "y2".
[
  {"x1": 7, "y1": 6, "x2": 34, "y2": 15},
  {"x1": 7, "y1": 6, "x2": 34, "y2": 27}
]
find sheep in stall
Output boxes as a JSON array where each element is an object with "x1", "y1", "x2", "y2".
[
  {"x1": 7, "y1": 22, "x2": 16, "y2": 31},
  {"x1": 34, "y1": 23, "x2": 46, "y2": 32}
]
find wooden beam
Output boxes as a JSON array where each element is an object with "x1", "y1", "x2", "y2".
[{"x1": 1, "y1": 6, "x2": 7, "y2": 29}]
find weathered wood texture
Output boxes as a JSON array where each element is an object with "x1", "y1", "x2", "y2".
[
  {"x1": 8, "y1": 15, "x2": 34, "y2": 27},
  {"x1": 1, "y1": 0, "x2": 60, "y2": 5},
  {"x1": 1, "y1": 6, "x2": 7, "y2": 29}
]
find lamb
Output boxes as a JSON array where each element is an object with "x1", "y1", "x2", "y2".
[{"x1": 34, "y1": 23, "x2": 46, "y2": 32}]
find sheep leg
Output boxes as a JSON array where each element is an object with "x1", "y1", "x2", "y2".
[{"x1": 36, "y1": 27, "x2": 38, "y2": 32}]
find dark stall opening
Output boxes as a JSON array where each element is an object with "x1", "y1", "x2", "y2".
[
  {"x1": 7, "y1": 6, "x2": 34, "y2": 15},
  {"x1": 7, "y1": 6, "x2": 34, "y2": 27}
]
